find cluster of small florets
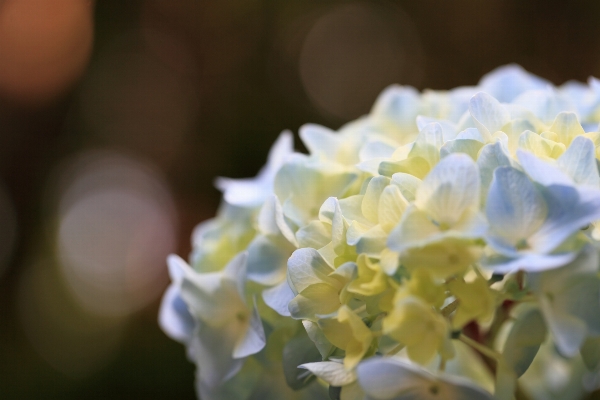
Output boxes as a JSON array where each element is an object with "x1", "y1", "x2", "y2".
[{"x1": 160, "y1": 65, "x2": 600, "y2": 400}]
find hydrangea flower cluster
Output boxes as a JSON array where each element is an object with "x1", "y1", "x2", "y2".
[{"x1": 160, "y1": 65, "x2": 600, "y2": 400}]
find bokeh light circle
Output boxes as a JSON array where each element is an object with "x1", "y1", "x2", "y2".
[
  {"x1": 54, "y1": 151, "x2": 177, "y2": 317},
  {"x1": 298, "y1": 2, "x2": 423, "y2": 120}
]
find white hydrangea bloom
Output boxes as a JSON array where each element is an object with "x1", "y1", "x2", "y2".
[{"x1": 160, "y1": 65, "x2": 600, "y2": 400}]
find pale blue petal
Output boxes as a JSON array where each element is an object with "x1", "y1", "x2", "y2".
[
  {"x1": 416, "y1": 116, "x2": 458, "y2": 142},
  {"x1": 531, "y1": 185, "x2": 600, "y2": 253},
  {"x1": 478, "y1": 64, "x2": 550, "y2": 103},
  {"x1": 455, "y1": 127, "x2": 485, "y2": 142},
  {"x1": 246, "y1": 235, "x2": 291, "y2": 286},
  {"x1": 516, "y1": 149, "x2": 573, "y2": 187},
  {"x1": 262, "y1": 279, "x2": 294, "y2": 317},
  {"x1": 359, "y1": 138, "x2": 397, "y2": 162},
  {"x1": 485, "y1": 167, "x2": 547, "y2": 249},
  {"x1": 370, "y1": 85, "x2": 420, "y2": 136},
  {"x1": 477, "y1": 142, "x2": 512, "y2": 201},
  {"x1": 357, "y1": 357, "x2": 493, "y2": 400},
  {"x1": 482, "y1": 252, "x2": 577, "y2": 274},
  {"x1": 513, "y1": 89, "x2": 576, "y2": 124},
  {"x1": 159, "y1": 284, "x2": 195, "y2": 344},
  {"x1": 357, "y1": 357, "x2": 430, "y2": 399},
  {"x1": 557, "y1": 136, "x2": 600, "y2": 187},
  {"x1": 448, "y1": 86, "x2": 479, "y2": 122}
]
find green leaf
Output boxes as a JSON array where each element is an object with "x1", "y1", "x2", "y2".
[
  {"x1": 502, "y1": 304, "x2": 547, "y2": 377},
  {"x1": 580, "y1": 336, "x2": 600, "y2": 370},
  {"x1": 282, "y1": 332, "x2": 322, "y2": 390}
]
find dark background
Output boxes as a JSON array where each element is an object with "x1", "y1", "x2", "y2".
[{"x1": 1, "y1": 1, "x2": 600, "y2": 398}]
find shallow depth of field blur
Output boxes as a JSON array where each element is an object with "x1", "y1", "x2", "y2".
[{"x1": 2, "y1": 1, "x2": 600, "y2": 398}]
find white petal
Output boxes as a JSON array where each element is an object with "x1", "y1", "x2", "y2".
[
  {"x1": 222, "y1": 252, "x2": 248, "y2": 298},
  {"x1": 299, "y1": 361, "x2": 357, "y2": 386},
  {"x1": 303, "y1": 320, "x2": 334, "y2": 359},
  {"x1": 415, "y1": 153, "x2": 480, "y2": 225},
  {"x1": 257, "y1": 195, "x2": 281, "y2": 236},
  {"x1": 299, "y1": 124, "x2": 337, "y2": 159},
  {"x1": 387, "y1": 205, "x2": 442, "y2": 252},
  {"x1": 469, "y1": 92, "x2": 510, "y2": 139},
  {"x1": 233, "y1": 299, "x2": 266, "y2": 359},
  {"x1": 440, "y1": 139, "x2": 484, "y2": 161},
  {"x1": 191, "y1": 322, "x2": 245, "y2": 388},
  {"x1": 167, "y1": 253, "x2": 188, "y2": 283},
  {"x1": 215, "y1": 130, "x2": 293, "y2": 208},
  {"x1": 378, "y1": 185, "x2": 409, "y2": 232},
  {"x1": 391, "y1": 173, "x2": 421, "y2": 202},
  {"x1": 548, "y1": 112, "x2": 585, "y2": 145},
  {"x1": 287, "y1": 248, "x2": 335, "y2": 293},
  {"x1": 362, "y1": 176, "x2": 391, "y2": 223}
]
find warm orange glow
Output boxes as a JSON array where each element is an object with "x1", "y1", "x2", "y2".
[{"x1": 0, "y1": 0, "x2": 94, "y2": 104}]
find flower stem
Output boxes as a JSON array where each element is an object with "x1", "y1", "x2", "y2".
[
  {"x1": 441, "y1": 299, "x2": 459, "y2": 317},
  {"x1": 459, "y1": 334, "x2": 501, "y2": 361}
]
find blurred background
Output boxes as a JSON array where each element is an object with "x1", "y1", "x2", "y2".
[{"x1": 2, "y1": 0, "x2": 600, "y2": 398}]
